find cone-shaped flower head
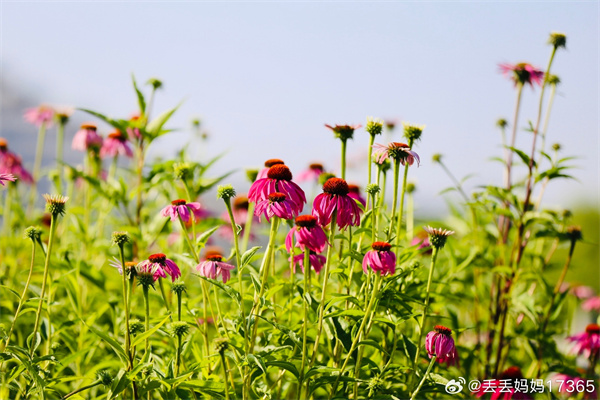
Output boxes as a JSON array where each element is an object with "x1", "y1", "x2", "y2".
[
  {"x1": 214, "y1": 337, "x2": 229, "y2": 355},
  {"x1": 257, "y1": 158, "x2": 285, "y2": 180},
  {"x1": 72, "y1": 123, "x2": 103, "y2": 152},
  {"x1": 43, "y1": 194, "x2": 69, "y2": 216},
  {"x1": 312, "y1": 178, "x2": 361, "y2": 229},
  {"x1": 0, "y1": 173, "x2": 16, "y2": 186},
  {"x1": 100, "y1": 130, "x2": 133, "y2": 159},
  {"x1": 136, "y1": 253, "x2": 181, "y2": 284},
  {"x1": 195, "y1": 251, "x2": 235, "y2": 283},
  {"x1": 170, "y1": 321, "x2": 190, "y2": 338},
  {"x1": 365, "y1": 117, "x2": 384, "y2": 137},
  {"x1": 372, "y1": 142, "x2": 420, "y2": 166},
  {"x1": 24, "y1": 226, "x2": 43, "y2": 241},
  {"x1": 286, "y1": 215, "x2": 328, "y2": 253},
  {"x1": 425, "y1": 325, "x2": 459, "y2": 366},
  {"x1": 249, "y1": 164, "x2": 306, "y2": 215},
  {"x1": 325, "y1": 123, "x2": 362, "y2": 141},
  {"x1": 291, "y1": 252, "x2": 326, "y2": 274},
  {"x1": 362, "y1": 241, "x2": 396, "y2": 275},
  {"x1": 161, "y1": 199, "x2": 205, "y2": 224},
  {"x1": 548, "y1": 32, "x2": 567, "y2": 49},
  {"x1": 423, "y1": 226, "x2": 454, "y2": 250},
  {"x1": 217, "y1": 184, "x2": 236, "y2": 201},
  {"x1": 568, "y1": 323, "x2": 600, "y2": 356},
  {"x1": 402, "y1": 122, "x2": 425, "y2": 143},
  {"x1": 24, "y1": 105, "x2": 55, "y2": 127},
  {"x1": 255, "y1": 192, "x2": 298, "y2": 222},
  {"x1": 499, "y1": 62, "x2": 544, "y2": 87},
  {"x1": 297, "y1": 163, "x2": 325, "y2": 183},
  {"x1": 111, "y1": 231, "x2": 130, "y2": 247}
]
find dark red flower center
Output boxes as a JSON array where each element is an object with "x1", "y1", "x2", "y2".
[
  {"x1": 586, "y1": 323, "x2": 600, "y2": 334},
  {"x1": 108, "y1": 130, "x2": 126, "y2": 140},
  {"x1": 309, "y1": 163, "x2": 324, "y2": 171},
  {"x1": 434, "y1": 325, "x2": 452, "y2": 336},
  {"x1": 233, "y1": 196, "x2": 249, "y2": 210},
  {"x1": 148, "y1": 253, "x2": 166, "y2": 263},
  {"x1": 80, "y1": 123, "x2": 97, "y2": 131},
  {"x1": 391, "y1": 142, "x2": 409, "y2": 149},
  {"x1": 264, "y1": 158, "x2": 285, "y2": 168},
  {"x1": 171, "y1": 199, "x2": 187, "y2": 206},
  {"x1": 0, "y1": 138, "x2": 7, "y2": 150},
  {"x1": 267, "y1": 164, "x2": 293, "y2": 181},
  {"x1": 269, "y1": 192, "x2": 287, "y2": 203},
  {"x1": 348, "y1": 184, "x2": 360, "y2": 194},
  {"x1": 499, "y1": 366, "x2": 523, "y2": 380},
  {"x1": 372, "y1": 241, "x2": 392, "y2": 251},
  {"x1": 323, "y1": 178, "x2": 349, "y2": 195},
  {"x1": 206, "y1": 255, "x2": 223, "y2": 262},
  {"x1": 295, "y1": 215, "x2": 318, "y2": 228}
]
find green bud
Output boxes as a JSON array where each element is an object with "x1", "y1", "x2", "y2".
[
  {"x1": 365, "y1": 117, "x2": 384, "y2": 137},
  {"x1": 147, "y1": 77, "x2": 163, "y2": 90},
  {"x1": 552, "y1": 143, "x2": 561, "y2": 152},
  {"x1": 318, "y1": 172, "x2": 336, "y2": 186},
  {"x1": 403, "y1": 122, "x2": 425, "y2": 143},
  {"x1": 97, "y1": 370, "x2": 113, "y2": 387},
  {"x1": 548, "y1": 32, "x2": 567, "y2": 49},
  {"x1": 496, "y1": 119, "x2": 508, "y2": 129},
  {"x1": 424, "y1": 226, "x2": 454, "y2": 250},
  {"x1": 111, "y1": 231, "x2": 130, "y2": 247},
  {"x1": 246, "y1": 169, "x2": 259, "y2": 183},
  {"x1": 171, "y1": 281, "x2": 187, "y2": 295},
  {"x1": 406, "y1": 183, "x2": 416, "y2": 193},
  {"x1": 365, "y1": 183, "x2": 381, "y2": 196},
  {"x1": 214, "y1": 338, "x2": 229, "y2": 355},
  {"x1": 43, "y1": 194, "x2": 69, "y2": 216},
  {"x1": 217, "y1": 184, "x2": 236, "y2": 200},
  {"x1": 546, "y1": 74, "x2": 560, "y2": 86},
  {"x1": 173, "y1": 162, "x2": 191, "y2": 181},
  {"x1": 129, "y1": 319, "x2": 145, "y2": 336},
  {"x1": 565, "y1": 226, "x2": 582, "y2": 242},
  {"x1": 24, "y1": 226, "x2": 42, "y2": 241},
  {"x1": 432, "y1": 154, "x2": 442, "y2": 163},
  {"x1": 170, "y1": 321, "x2": 190, "y2": 338}
]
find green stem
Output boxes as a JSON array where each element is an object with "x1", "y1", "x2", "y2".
[
  {"x1": 241, "y1": 202, "x2": 255, "y2": 254},
  {"x1": 3, "y1": 183, "x2": 13, "y2": 235},
  {"x1": 309, "y1": 212, "x2": 337, "y2": 367},
  {"x1": 410, "y1": 356, "x2": 437, "y2": 400},
  {"x1": 176, "y1": 291, "x2": 183, "y2": 376},
  {"x1": 56, "y1": 121, "x2": 65, "y2": 191},
  {"x1": 298, "y1": 247, "x2": 311, "y2": 395},
  {"x1": 341, "y1": 139, "x2": 347, "y2": 180},
  {"x1": 387, "y1": 160, "x2": 401, "y2": 241},
  {"x1": 504, "y1": 82, "x2": 524, "y2": 190},
  {"x1": 31, "y1": 213, "x2": 58, "y2": 355},
  {"x1": 61, "y1": 381, "x2": 101, "y2": 400},
  {"x1": 366, "y1": 134, "x2": 375, "y2": 209},
  {"x1": 30, "y1": 123, "x2": 47, "y2": 209},
  {"x1": 395, "y1": 156, "x2": 410, "y2": 248},
  {"x1": 178, "y1": 215, "x2": 199, "y2": 263},
  {"x1": 143, "y1": 285, "x2": 150, "y2": 354},
  {"x1": 223, "y1": 198, "x2": 245, "y2": 344},
  {"x1": 221, "y1": 352, "x2": 231, "y2": 400},
  {"x1": 407, "y1": 192, "x2": 414, "y2": 241},
  {"x1": 119, "y1": 244, "x2": 132, "y2": 370}
]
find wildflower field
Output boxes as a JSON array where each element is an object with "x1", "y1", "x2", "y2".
[{"x1": 0, "y1": 32, "x2": 598, "y2": 400}]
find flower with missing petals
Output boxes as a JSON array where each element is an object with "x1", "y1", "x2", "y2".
[
  {"x1": 499, "y1": 63, "x2": 544, "y2": 87},
  {"x1": 312, "y1": 178, "x2": 361, "y2": 229},
  {"x1": 362, "y1": 241, "x2": 396, "y2": 276},
  {"x1": 285, "y1": 215, "x2": 328, "y2": 253},
  {"x1": 325, "y1": 123, "x2": 362, "y2": 141},
  {"x1": 254, "y1": 192, "x2": 298, "y2": 222},
  {"x1": 161, "y1": 199, "x2": 205, "y2": 223},
  {"x1": 568, "y1": 324, "x2": 600, "y2": 356},
  {"x1": 249, "y1": 164, "x2": 306, "y2": 214},
  {"x1": 425, "y1": 325, "x2": 459, "y2": 366},
  {"x1": 196, "y1": 251, "x2": 235, "y2": 283},
  {"x1": 24, "y1": 105, "x2": 55, "y2": 127},
  {"x1": 372, "y1": 142, "x2": 420, "y2": 166},
  {"x1": 43, "y1": 194, "x2": 69, "y2": 216},
  {"x1": 100, "y1": 130, "x2": 133, "y2": 159},
  {"x1": 423, "y1": 226, "x2": 454, "y2": 249}
]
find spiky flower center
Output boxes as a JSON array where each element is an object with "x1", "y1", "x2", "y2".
[
  {"x1": 267, "y1": 164, "x2": 292, "y2": 181},
  {"x1": 125, "y1": 261, "x2": 138, "y2": 267},
  {"x1": 43, "y1": 194, "x2": 69, "y2": 216},
  {"x1": 269, "y1": 192, "x2": 287, "y2": 203},
  {"x1": 80, "y1": 123, "x2": 97, "y2": 131},
  {"x1": 233, "y1": 196, "x2": 249, "y2": 210},
  {"x1": 309, "y1": 163, "x2": 324, "y2": 171},
  {"x1": 0, "y1": 138, "x2": 7, "y2": 150},
  {"x1": 434, "y1": 325, "x2": 452, "y2": 336},
  {"x1": 171, "y1": 199, "x2": 187, "y2": 206},
  {"x1": 387, "y1": 142, "x2": 412, "y2": 160},
  {"x1": 148, "y1": 253, "x2": 166, "y2": 263},
  {"x1": 372, "y1": 241, "x2": 392, "y2": 252},
  {"x1": 108, "y1": 130, "x2": 126, "y2": 141},
  {"x1": 323, "y1": 178, "x2": 349, "y2": 195},
  {"x1": 295, "y1": 215, "x2": 317, "y2": 228},
  {"x1": 206, "y1": 255, "x2": 223, "y2": 262},
  {"x1": 499, "y1": 366, "x2": 523, "y2": 380},
  {"x1": 265, "y1": 158, "x2": 285, "y2": 168},
  {"x1": 586, "y1": 323, "x2": 600, "y2": 334}
]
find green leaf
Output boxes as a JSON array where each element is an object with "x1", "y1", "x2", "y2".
[
  {"x1": 131, "y1": 315, "x2": 171, "y2": 348},
  {"x1": 132, "y1": 74, "x2": 146, "y2": 114},
  {"x1": 325, "y1": 309, "x2": 365, "y2": 320},
  {"x1": 358, "y1": 339, "x2": 389, "y2": 356},
  {"x1": 196, "y1": 226, "x2": 220, "y2": 248},
  {"x1": 87, "y1": 325, "x2": 128, "y2": 364},
  {"x1": 78, "y1": 108, "x2": 128, "y2": 131},
  {"x1": 108, "y1": 369, "x2": 131, "y2": 399},
  {"x1": 265, "y1": 361, "x2": 299, "y2": 379},
  {"x1": 146, "y1": 103, "x2": 182, "y2": 138},
  {"x1": 241, "y1": 246, "x2": 261, "y2": 268},
  {"x1": 507, "y1": 146, "x2": 536, "y2": 168},
  {"x1": 199, "y1": 276, "x2": 241, "y2": 305}
]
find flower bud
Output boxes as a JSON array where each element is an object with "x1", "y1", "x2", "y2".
[
  {"x1": 170, "y1": 321, "x2": 190, "y2": 338},
  {"x1": 548, "y1": 32, "x2": 567, "y2": 49},
  {"x1": 217, "y1": 184, "x2": 236, "y2": 200},
  {"x1": 111, "y1": 231, "x2": 130, "y2": 247},
  {"x1": 365, "y1": 183, "x2": 381, "y2": 196}
]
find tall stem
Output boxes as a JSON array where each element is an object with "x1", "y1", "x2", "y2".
[
  {"x1": 387, "y1": 160, "x2": 400, "y2": 241},
  {"x1": 56, "y1": 121, "x2": 65, "y2": 191},
  {"x1": 31, "y1": 213, "x2": 58, "y2": 355},
  {"x1": 241, "y1": 202, "x2": 255, "y2": 254},
  {"x1": 340, "y1": 139, "x2": 347, "y2": 180},
  {"x1": 395, "y1": 160, "x2": 410, "y2": 247},
  {"x1": 298, "y1": 247, "x2": 311, "y2": 396},
  {"x1": 504, "y1": 83, "x2": 524, "y2": 190},
  {"x1": 366, "y1": 134, "x2": 375, "y2": 208},
  {"x1": 119, "y1": 245, "x2": 132, "y2": 369},
  {"x1": 410, "y1": 356, "x2": 437, "y2": 400},
  {"x1": 29, "y1": 123, "x2": 47, "y2": 209},
  {"x1": 143, "y1": 285, "x2": 150, "y2": 353}
]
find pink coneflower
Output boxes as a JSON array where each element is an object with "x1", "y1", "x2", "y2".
[
  {"x1": 24, "y1": 105, "x2": 54, "y2": 127},
  {"x1": 161, "y1": 199, "x2": 205, "y2": 224},
  {"x1": 571, "y1": 285, "x2": 595, "y2": 299},
  {"x1": 0, "y1": 173, "x2": 16, "y2": 186},
  {"x1": 362, "y1": 241, "x2": 396, "y2": 276},
  {"x1": 312, "y1": 178, "x2": 361, "y2": 229},
  {"x1": 347, "y1": 184, "x2": 366, "y2": 207},
  {"x1": 249, "y1": 164, "x2": 306, "y2": 214},
  {"x1": 475, "y1": 367, "x2": 533, "y2": 400},
  {"x1": 410, "y1": 230, "x2": 432, "y2": 254},
  {"x1": 109, "y1": 257, "x2": 138, "y2": 277},
  {"x1": 499, "y1": 62, "x2": 545, "y2": 87},
  {"x1": 72, "y1": 123, "x2": 103, "y2": 152},
  {"x1": 325, "y1": 124, "x2": 362, "y2": 141},
  {"x1": 568, "y1": 323, "x2": 600, "y2": 356},
  {"x1": 425, "y1": 325, "x2": 459, "y2": 366},
  {"x1": 582, "y1": 296, "x2": 600, "y2": 312},
  {"x1": 285, "y1": 215, "x2": 328, "y2": 253},
  {"x1": 256, "y1": 159, "x2": 286, "y2": 180},
  {"x1": 0, "y1": 139, "x2": 34, "y2": 184},
  {"x1": 372, "y1": 142, "x2": 420, "y2": 166},
  {"x1": 254, "y1": 192, "x2": 297, "y2": 222},
  {"x1": 296, "y1": 163, "x2": 325, "y2": 183},
  {"x1": 291, "y1": 252, "x2": 326, "y2": 274},
  {"x1": 100, "y1": 130, "x2": 134, "y2": 159},
  {"x1": 195, "y1": 251, "x2": 235, "y2": 283},
  {"x1": 137, "y1": 253, "x2": 181, "y2": 282},
  {"x1": 127, "y1": 114, "x2": 143, "y2": 141}
]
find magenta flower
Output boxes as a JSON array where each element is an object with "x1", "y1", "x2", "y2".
[
  {"x1": 499, "y1": 62, "x2": 544, "y2": 87},
  {"x1": 0, "y1": 173, "x2": 16, "y2": 186},
  {"x1": 410, "y1": 231, "x2": 432, "y2": 254},
  {"x1": 161, "y1": 199, "x2": 205, "y2": 224},
  {"x1": 136, "y1": 253, "x2": 181, "y2": 282},
  {"x1": 571, "y1": 285, "x2": 595, "y2": 299},
  {"x1": 425, "y1": 325, "x2": 459, "y2": 366},
  {"x1": 100, "y1": 130, "x2": 134, "y2": 159},
  {"x1": 312, "y1": 178, "x2": 361, "y2": 229},
  {"x1": 0, "y1": 139, "x2": 34, "y2": 184},
  {"x1": 475, "y1": 367, "x2": 533, "y2": 400},
  {"x1": 72, "y1": 123, "x2": 103, "y2": 152},
  {"x1": 568, "y1": 323, "x2": 600, "y2": 356},
  {"x1": 195, "y1": 252, "x2": 235, "y2": 283},
  {"x1": 256, "y1": 158, "x2": 285, "y2": 180},
  {"x1": 285, "y1": 215, "x2": 328, "y2": 253},
  {"x1": 290, "y1": 252, "x2": 326, "y2": 274},
  {"x1": 108, "y1": 257, "x2": 137, "y2": 277},
  {"x1": 249, "y1": 164, "x2": 306, "y2": 214},
  {"x1": 582, "y1": 296, "x2": 600, "y2": 312},
  {"x1": 255, "y1": 192, "x2": 298, "y2": 222},
  {"x1": 372, "y1": 142, "x2": 420, "y2": 166},
  {"x1": 296, "y1": 163, "x2": 325, "y2": 183},
  {"x1": 347, "y1": 184, "x2": 366, "y2": 207},
  {"x1": 24, "y1": 105, "x2": 55, "y2": 127},
  {"x1": 362, "y1": 241, "x2": 396, "y2": 276}
]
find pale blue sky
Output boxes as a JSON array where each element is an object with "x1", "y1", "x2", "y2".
[{"x1": 1, "y1": 1, "x2": 598, "y2": 213}]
